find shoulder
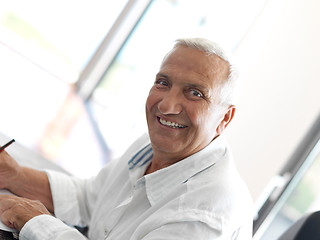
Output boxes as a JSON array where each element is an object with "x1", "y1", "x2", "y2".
[
  {"x1": 154, "y1": 165, "x2": 253, "y2": 238},
  {"x1": 180, "y1": 150, "x2": 253, "y2": 227},
  {"x1": 186, "y1": 154, "x2": 252, "y2": 211}
]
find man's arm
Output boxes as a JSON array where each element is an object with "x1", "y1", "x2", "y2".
[
  {"x1": 7, "y1": 167, "x2": 54, "y2": 212},
  {"x1": 20, "y1": 215, "x2": 88, "y2": 240},
  {"x1": 0, "y1": 194, "x2": 51, "y2": 230},
  {"x1": 0, "y1": 150, "x2": 54, "y2": 212},
  {"x1": 0, "y1": 150, "x2": 90, "y2": 237},
  {"x1": 0, "y1": 196, "x2": 89, "y2": 240}
]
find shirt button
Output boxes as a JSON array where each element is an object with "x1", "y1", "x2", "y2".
[{"x1": 104, "y1": 228, "x2": 109, "y2": 236}]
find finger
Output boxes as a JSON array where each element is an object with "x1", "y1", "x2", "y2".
[
  {"x1": 0, "y1": 196, "x2": 34, "y2": 231},
  {"x1": 0, "y1": 194, "x2": 17, "y2": 200},
  {"x1": 0, "y1": 194, "x2": 18, "y2": 203},
  {"x1": 0, "y1": 195, "x2": 17, "y2": 214},
  {"x1": 0, "y1": 195, "x2": 51, "y2": 231},
  {"x1": 0, "y1": 196, "x2": 19, "y2": 229},
  {"x1": 1, "y1": 209, "x2": 17, "y2": 229}
]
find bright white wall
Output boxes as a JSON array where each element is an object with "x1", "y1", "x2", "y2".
[{"x1": 225, "y1": 0, "x2": 320, "y2": 201}]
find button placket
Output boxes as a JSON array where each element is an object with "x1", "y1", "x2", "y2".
[
  {"x1": 102, "y1": 193, "x2": 135, "y2": 239},
  {"x1": 104, "y1": 227, "x2": 109, "y2": 237}
]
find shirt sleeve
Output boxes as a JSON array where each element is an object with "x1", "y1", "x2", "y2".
[
  {"x1": 141, "y1": 221, "x2": 250, "y2": 240},
  {"x1": 46, "y1": 158, "x2": 123, "y2": 227},
  {"x1": 46, "y1": 170, "x2": 90, "y2": 227},
  {"x1": 19, "y1": 215, "x2": 88, "y2": 240},
  {"x1": 141, "y1": 221, "x2": 221, "y2": 240}
]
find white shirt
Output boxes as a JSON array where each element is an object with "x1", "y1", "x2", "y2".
[{"x1": 20, "y1": 134, "x2": 253, "y2": 240}]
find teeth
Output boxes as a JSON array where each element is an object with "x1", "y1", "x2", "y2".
[{"x1": 159, "y1": 118, "x2": 186, "y2": 128}]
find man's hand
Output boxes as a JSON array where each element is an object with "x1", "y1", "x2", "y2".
[
  {"x1": 0, "y1": 150, "x2": 54, "y2": 213},
  {"x1": 0, "y1": 195, "x2": 51, "y2": 231},
  {"x1": 0, "y1": 150, "x2": 21, "y2": 190}
]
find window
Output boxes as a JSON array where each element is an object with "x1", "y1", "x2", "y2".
[
  {"x1": 253, "y1": 114, "x2": 320, "y2": 239},
  {"x1": 0, "y1": 0, "x2": 128, "y2": 82},
  {"x1": 0, "y1": 1, "x2": 128, "y2": 177}
]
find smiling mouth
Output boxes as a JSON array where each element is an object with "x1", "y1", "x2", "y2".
[{"x1": 158, "y1": 117, "x2": 187, "y2": 129}]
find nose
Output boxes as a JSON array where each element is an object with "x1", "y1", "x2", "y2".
[{"x1": 157, "y1": 90, "x2": 183, "y2": 115}]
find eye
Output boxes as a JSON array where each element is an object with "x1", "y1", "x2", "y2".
[
  {"x1": 190, "y1": 89, "x2": 203, "y2": 98},
  {"x1": 185, "y1": 88, "x2": 204, "y2": 100},
  {"x1": 155, "y1": 79, "x2": 169, "y2": 87}
]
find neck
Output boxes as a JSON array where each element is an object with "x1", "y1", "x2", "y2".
[{"x1": 144, "y1": 150, "x2": 184, "y2": 175}]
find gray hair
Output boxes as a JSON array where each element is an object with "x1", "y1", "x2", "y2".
[{"x1": 173, "y1": 38, "x2": 239, "y2": 106}]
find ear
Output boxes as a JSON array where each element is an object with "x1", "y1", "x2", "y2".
[{"x1": 216, "y1": 106, "x2": 236, "y2": 136}]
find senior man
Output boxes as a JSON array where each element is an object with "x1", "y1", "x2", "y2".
[{"x1": 0, "y1": 38, "x2": 252, "y2": 239}]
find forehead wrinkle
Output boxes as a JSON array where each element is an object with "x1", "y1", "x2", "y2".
[
  {"x1": 178, "y1": 53, "x2": 229, "y2": 88},
  {"x1": 208, "y1": 55, "x2": 231, "y2": 86},
  {"x1": 174, "y1": 48, "x2": 229, "y2": 82}
]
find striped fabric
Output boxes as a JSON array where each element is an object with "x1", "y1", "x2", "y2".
[{"x1": 128, "y1": 144, "x2": 153, "y2": 170}]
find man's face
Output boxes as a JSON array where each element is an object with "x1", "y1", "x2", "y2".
[{"x1": 146, "y1": 46, "x2": 231, "y2": 161}]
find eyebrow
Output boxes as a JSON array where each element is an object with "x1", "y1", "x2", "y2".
[{"x1": 156, "y1": 73, "x2": 169, "y2": 79}]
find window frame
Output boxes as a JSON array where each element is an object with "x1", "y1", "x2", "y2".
[
  {"x1": 75, "y1": 0, "x2": 152, "y2": 100},
  {"x1": 253, "y1": 113, "x2": 320, "y2": 238}
]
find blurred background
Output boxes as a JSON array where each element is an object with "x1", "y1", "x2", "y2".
[{"x1": 0, "y1": 0, "x2": 319, "y2": 238}]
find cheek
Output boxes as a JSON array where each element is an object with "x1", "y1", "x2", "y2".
[
  {"x1": 187, "y1": 103, "x2": 209, "y2": 125},
  {"x1": 146, "y1": 91, "x2": 155, "y2": 111},
  {"x1": 146, "y1": 88, "x2": 161, "y2": 111},
  {"x1": 188, "y1": 106, "x2": 219, "y2": 132}
]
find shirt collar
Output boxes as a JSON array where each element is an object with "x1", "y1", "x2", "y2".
[
  {"x1": 127, "y1": 142, "x2": 152, "y2": 186},
  {"x1": 128, "y1": 135, "x2": 228, "y2": 206}
]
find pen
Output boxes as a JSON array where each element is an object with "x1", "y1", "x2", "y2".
[{"x1": 0, "y1": 139, "x2": 15, "y2": 152}]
